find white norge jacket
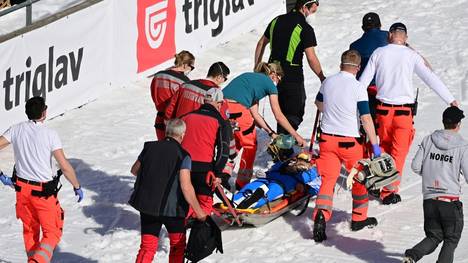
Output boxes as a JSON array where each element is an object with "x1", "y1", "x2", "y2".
[{"x1": 412, "y1": 129, "x2": 468, "y2": 199}]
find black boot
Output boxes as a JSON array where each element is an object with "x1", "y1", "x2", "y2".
[
  {"x1": 403, "y1": 249, "x2": 418, "y2": 263},
  {"x1": 237, "y1": 188, "x2": 265, "y2": 209},
  {"x1": 313, "y1": 210, "x2": 327, "y2": 242},
  {"x1": 368, "y1": 189, "x2": 381, "y2": 199},
  {"x1": 382, "y1": 193, "x2": 401, "y2": 205},
  {"x1": 351, "y1": 217, "x2": 378, "y2": 231},
  {"x1": 401, "y1": 256, "x2": 416, "y2": 263}
]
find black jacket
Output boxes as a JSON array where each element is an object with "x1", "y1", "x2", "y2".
[{"x1": 129, "y1": 137, "x2": 190, "y2": 218}]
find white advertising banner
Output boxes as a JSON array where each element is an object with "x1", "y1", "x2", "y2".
[
  {"x1": 0, "y1": 1, "x2": 112, "y2": 133},
  {"x1": 176, "y1": 0, "x2": 285, "y2": 53},
  {"x1": 0, "y1": 0, "x2": 285, "y2": 132},
  {"x1": 135, "y1": 0, "x2": 285, "y2": 74}
]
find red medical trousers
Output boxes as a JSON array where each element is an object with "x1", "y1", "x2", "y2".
[
  {"x1": 312, "y1": 134, "x2": 369, "y2": 222},
  {"x1": 15, "y1": 179, "x2": 63, "y2": 263},
  {"x1": 375, "y1": 104, "x2": 415, "y2": 199},
  {"x1": 226, "y1": 101, "x2": 257, "y2": 188}
]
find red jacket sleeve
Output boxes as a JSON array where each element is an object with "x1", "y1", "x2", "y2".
[{"x1": 164, "y1": 88, "x2": 181, "y2": 120}]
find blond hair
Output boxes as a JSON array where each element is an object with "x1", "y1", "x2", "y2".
[
  {"x1": 341, "y1": 50, "x2": 361, "y2": 67},
  {"x1": 174, "y1": 50, "x2": 195, "y2": 67},
  {"x1": 255, "y1": 62, "x2": 284, "y2": 78}
]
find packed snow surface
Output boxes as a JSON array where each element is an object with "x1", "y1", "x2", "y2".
[{"x1": 1, "y1": 0, "x2": 468, "y2": 262}]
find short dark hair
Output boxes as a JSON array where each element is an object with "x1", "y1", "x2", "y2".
[
  {"x1": 443, "y1": 122, "x2": 459, "y2": 129},
  {"x1": 442, "y1": 106, "x2": 464, "y2": 129},
  {"x1": 362, "y1": 12, "x2": 381, "y2": 32},
  {"x1": 25, "y1": 96, "x2": 47, "y2": 120},
  {"x1": 207, "y1": 62, "x2": 230, "y2": 79}
]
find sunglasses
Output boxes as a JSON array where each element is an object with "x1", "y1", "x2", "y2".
[
  {"x1": 304, "y1": 0, "x2": 319, "y2": 7},
  {"x1": 216, "y1": 62, "x2": 228, "y2": 82},
  {"x1": 273, "y1": 72, "x2": 282, "y2": 80},
  {"x1": 188, "y1": 64, "x2": 195, "y2": 71}
]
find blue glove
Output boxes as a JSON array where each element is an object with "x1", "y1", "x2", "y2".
[
  {"x1": 0, "y1": 172, "x2": 13, "y2": 186},
  {"x1": 74, "y1": 186, "x2": 84, "y2": 203},
  {"x1": 372, "y1": 144, "x2": 381, "y2": 158}
]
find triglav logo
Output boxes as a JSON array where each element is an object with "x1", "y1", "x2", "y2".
[
  {"x1": 137, "y1": 0, "x2": 175, "y2": 73},
  {"x1": 2, "y1": 46, "x2": 84, "y2": 111},
  {"x1": 145, "y1": 0, "x2": 168, "y2": 49},
  {"x1": 183, "y1": 0, "x2": 255, "y2": 37}
]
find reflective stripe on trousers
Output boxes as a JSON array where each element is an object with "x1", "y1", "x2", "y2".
[
  {"x1": 29, "y1": 243, "x2": 54, "y2": 263},
  {"x1": 312, "y1": 134, "x2": 369, "y2": 221},
  {"x1": 375, "y1": 104, "x2": 415, "y2": 199},
  {"x1": 15, "y1": 180, "x2": 63, "y2": 263}
]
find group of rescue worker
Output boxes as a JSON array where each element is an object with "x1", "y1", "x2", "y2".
[
  {"x1": 140, "y1": 0, "x2": 461, "y2": 261},
  {"x1": 0, "y1": 0, "x2": 465, "y2": 262}
]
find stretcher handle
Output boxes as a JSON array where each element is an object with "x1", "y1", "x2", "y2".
[{"x1": 207, "y1": 171, "x2": 242, "y2": 226}]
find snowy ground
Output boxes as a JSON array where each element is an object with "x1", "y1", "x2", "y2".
[{"x1": 1, "y1": 0, "x2": 468, "y2": 262}]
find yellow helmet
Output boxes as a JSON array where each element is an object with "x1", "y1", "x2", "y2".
[{"x1": 297, "y1": 152, "x2": 311, "y2": 162}]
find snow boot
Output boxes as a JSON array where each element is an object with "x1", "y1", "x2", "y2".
[
  {"x1": 401, "y1": 256, "x2": 415, "y2": 263},
  {"x1": 403, "y1": 250, "x2": 419, "y2": 263},
  {"x1": 313, "y1": 210, "x2": 327, "y2": 242},
  {"x1": 237, "y1": 188, "x2": 265, "y2": 209},
  {"x1": 351, "y1": 217, "x2": 378, "y2": 231},
  {"x1": 382, "y1": 193, "x2": 401, "y2": 205},
  {"x1": 368, "y1": 189, "x2": 381, "y2": 199}
]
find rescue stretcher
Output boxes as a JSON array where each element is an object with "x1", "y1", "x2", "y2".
[
  {"x1": 211, "y1": 160, "x2": 351, "y2": 227},
  {"x1": 211, "y1": 158, "x2": 321, "y2": 227},
  {"x1": 213, "y1": 190, "x2": 313, "y2": 227}
]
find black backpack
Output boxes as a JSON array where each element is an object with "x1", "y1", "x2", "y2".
[{"x1": 185, "y1": 216, "x2": 223, "y2": 262}]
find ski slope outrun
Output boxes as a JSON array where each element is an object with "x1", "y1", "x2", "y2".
[{"x1": 1, "y1": 0, "x2": 468, "y2": 262}]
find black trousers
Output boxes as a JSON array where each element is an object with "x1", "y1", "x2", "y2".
[
  {"x1": 191, "y1": 171, "x2": 213, "y2": 196},
  {"x1": 277, "y1": 81, "x2": 306, "y2": 134},
  {"x1": 140, "y1": 213, "x2": 185, "y2": 236},
  {"x1": 405, "y1": 199, "x2": 464, "y2": 263},
  {"x1": 368, "y1": 93, "x2": 378, "y2": 121}
]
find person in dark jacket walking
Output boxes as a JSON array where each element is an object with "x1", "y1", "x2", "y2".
[
  {"x1": 350, "y1": 12, "x2": 388, "y2": 79},
  {"x1": 129, "y1": 119, "x2": 207, "y2": 263},
  {"x1": 403, "y1": 106, "x2": 468, "y2": 263},
  {"x1": 181, "y1": 88, "x2": 232, "y2": 217},
  {"x1": 350, "y1": 12, "x2": 388, "y2": 119}
]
